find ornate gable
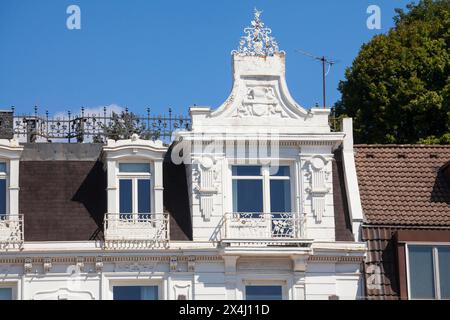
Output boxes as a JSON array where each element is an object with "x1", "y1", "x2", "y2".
[{"x1": 189, "y1": 9, "x2": 330, "y2": 134}]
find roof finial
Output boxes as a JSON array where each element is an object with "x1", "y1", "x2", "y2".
[{"x1": 232, "y1": 8, "x2": 281, "y2": 57}]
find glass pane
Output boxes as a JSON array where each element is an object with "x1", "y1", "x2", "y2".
[
  {"x1": 138, "y1": 179, "x2": 151, "y2": 215},
  {"x1": 119, "y1": 179, "x2": 132, "y2": 214},
  {"x1": 0, "y1": 162, "x2": 6, "y2": 173},
  {"x1": 141, "y1": 286, "x2": 158, "y2": 300},
  {"x1": 270, "y1": 166, "x2": 290, "y2": 176},
  {"x1": 0, "y1": 288, "x2": 12, "y2": 300},
  {"x1": 232, "y1": 166, "x2": 261, "y2": 176},
  {"x1": 408, "y1": 246, "x2": 435, "y2": 299},
  {"x1": 0, "y1": 179, "x2": 6, "y2": 216},
  {"x1": 113, "y1": 286, "x2": 158, "y2": 300},
  {"x1": 232, "y1": 180, "x2": 263, "y2": 213},
  {"x1": 246, "y1": 286, "x2": 282, "y2": 300},
  {"x1": 270, "y1": 180, "x2": 291, "y2": 212},
  {"x1": 119, "y1": 163, "x2": 150, "y2": 173},
  {"x1": 438, "y1": 247, "x2": 450, "y2": 299}
]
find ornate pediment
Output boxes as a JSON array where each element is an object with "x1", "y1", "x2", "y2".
[
  {"x1": 233, "y1": 86, "x2": 288, "y2": 118},
  {"x1": 185, "y1": 10, "x2": 331, "y2": 135}
]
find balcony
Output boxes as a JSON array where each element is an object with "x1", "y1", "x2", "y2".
[
  {"x1": 103, "y1": 213, "x2": 169, "y2": 249},
  {"x1": 0, "y1": 214, "x2": 23, "y2": 250},
  {"x1": 221, "y1": 212, "x2": 309, "y2": 247}
]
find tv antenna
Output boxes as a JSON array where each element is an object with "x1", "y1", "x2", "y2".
[{"x1": 295, "y1": 49, "x2": 339, "y2": 109}]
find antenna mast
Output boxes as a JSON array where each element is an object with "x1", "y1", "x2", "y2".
[{"x1": 295, "y1": 50, "x2": 338, "y2": 109}]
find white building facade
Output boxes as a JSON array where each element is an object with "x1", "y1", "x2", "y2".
[{"x1": 0, "y1": 10, "x2": 366, "y2": 300}]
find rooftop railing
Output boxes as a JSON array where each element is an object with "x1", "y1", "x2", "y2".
[{"x1": 0, "y1": 107, "x2": 191, "y2": 144}]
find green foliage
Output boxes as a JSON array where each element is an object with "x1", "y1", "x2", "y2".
[
  {"x1": 99, "y1": 111, "x2": 160, "y2": 142},
  {"x1": 335, "y1": 0, "x2": 450, "y2": 144}
]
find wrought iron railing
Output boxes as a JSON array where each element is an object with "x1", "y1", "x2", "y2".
[
  {"x1": 222, "y1": 212, "x2": 306, "y2": 241},
  {"x1": 0, "y1": 214, "x2": 24, "y2": 249},
  {"x1": 103, "y1": 213, "x2": 169, "y2": 249},
  {"x1": 0, "y1": 107, "x2": 191, "y2": 143}
]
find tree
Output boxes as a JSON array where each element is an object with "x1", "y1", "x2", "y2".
[{"x1": 334, "y1": 0, "x2": 450, "y2": 144}]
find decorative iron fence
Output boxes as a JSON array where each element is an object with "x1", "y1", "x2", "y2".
[
  {"x1": 222, "y1": 212, "x2": 306, "y2": 241},
  {"x1": 0, "y1": 107, "x2": 191, "y2": 143},
  {"x1": 103, "y1": 213, "x2": 169, "y2": 249}
]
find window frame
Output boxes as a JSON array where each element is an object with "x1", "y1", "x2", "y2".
[
  {"x1": 405, "y1": 243, "x2": 450, "y2": 300},
  {"x1": 108, "y1": 279, "x2": 163, "y2": 300},
  {"x1": 242, "y1": 280, "x2": 287, "y2": 300},
  {"x1": 112, "y1": 285, "x2": 159, "y2": 300},
  {"x1": 230, "y1": 163, "x2": 294, "y2": 214},
  {"x1": 0, "y1": 160, "x2": 9, "y2": 217},
  {"x1": 116, "y1": 160, "x2": 153, "y2": 219},
  {"x1": 0, "y1": 283, "x2": 17, "y2": 300}
]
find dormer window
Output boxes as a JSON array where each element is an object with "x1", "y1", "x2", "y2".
[
  {"x1": 0, "y1": 139, "x2": 23, "y2": 247},
  {"x1": 118, "y1": 162, "x2": 152, "y2": 220},
  {"x1": 102, "y1": 136, "x2": 167, "y2": 247}
]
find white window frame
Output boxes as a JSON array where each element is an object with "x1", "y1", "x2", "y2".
[
  {"x1": 242, "y1": 280, "x2": 287, "y2": 300},
  {"x1": 0, "y1": 282, "x2": 17, "y2": 300},
  {"x1": 108, "y1": 279, "x2": 163, "y2": 300},
  {"x1": 230, "y1": 163, "x2": 294, "y2": 213},
  {"x1": 0, "y1": 160, "x2": 9, "y2": 217},
  {"x1": 116, "y1": 160, "x2": 153, "y2": 218},
  {"x1": 405, "y1": 242, "x2": 450, "y2": 300}
]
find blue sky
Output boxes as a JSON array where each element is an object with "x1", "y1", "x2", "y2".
[{"x1": 0, "y1": 0, "x2": 412, "y2": 116}]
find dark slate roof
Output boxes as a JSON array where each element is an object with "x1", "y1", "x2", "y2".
[
  {"x1": 20, "y1": 144, "x2": 106, "y2": 241},
  {"x1": 19, "y1": 143, "x2": 193, "y2": 242},
  {"x1": 332, "y1": 148, "x2": 354, "y2": 241},
  {"x1": 20, "y1": 143, "x2": 104, "y2": 161},
  {"x1": 163, "y1": 143, "x2": 192, "y2": 241},
  {"x1": 354, "y1": 145, "x2": 450, "y2": 226}
]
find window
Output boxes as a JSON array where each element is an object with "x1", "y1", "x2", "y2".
[
  {"x1": 119, "y1": 163, "x2": 150, "y2": 173},
  {"x1": 232, "y1": 165, "x2": 291, "y2": 213},
  {"x1": 407, "y1": 245, "x2": 450, "y2": 299},
  {"x1": 113, "y1": 286, "x2": 158, "y2": 300},
  {"x1": 0, "y1": 288, "x2": 12, "y2": 300},
  {"x1": 0, "y1": 162, "x2": 6, "y2": 217},
  {"x1": 118, "y1": 163, "x2": 151, "y2": 219},
  {"x1": 245, "y1": 285, "x2": 283, "y2": 300}
]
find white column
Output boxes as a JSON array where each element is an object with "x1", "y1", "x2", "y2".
[
  {"x1": 106, "y1": 159, "x2": 117, "y2": 214},
  {"x1": 223, "y1": 256, "x2": 239, "y2": 300},
  {"x1": 153, "y1": 160, "x2": 164, "y2": 216},
  {"x1": 291, "y1": 255, "x2": 307, "y2": 300},
  {"x1": 8, "y1": 158, "x2": 20, "y2": 216}
]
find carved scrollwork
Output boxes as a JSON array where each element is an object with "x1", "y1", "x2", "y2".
[
  {"x1": 233, "y1": 86, "x2": 287, "y2": 118},
  {"x1": 304, "y1": 155, "x2": 331, "y2": 223},
  {"x1": 193, "y1": 156, "x2": 220, "y2": 222}
]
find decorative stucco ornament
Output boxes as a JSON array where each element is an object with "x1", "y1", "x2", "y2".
[{"x1": 232, "y1": 8, "x2": 281, "y2": 57}]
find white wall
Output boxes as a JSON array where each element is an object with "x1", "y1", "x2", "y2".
[{"x1": 0, "y1": 257, "x2": 363, "y2": 300}]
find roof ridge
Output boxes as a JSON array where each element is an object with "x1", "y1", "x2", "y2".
[{"x1": 354, "y1": 144, "x2": 450, "y2": 148}]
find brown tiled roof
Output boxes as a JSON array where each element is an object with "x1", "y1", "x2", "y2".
[
  {"x1": 354, "y1": 145, "x2": 450, "y2": 226},
  {"x1": 362, "y1": 226, "x2": 400, "y2": 299}
]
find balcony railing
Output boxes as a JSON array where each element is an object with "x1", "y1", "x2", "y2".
[
  {"x1": 0, "y1": 214, "x2": 24, "y2": 249},
  {"x1": 221, "y1": 212, "x2": 307, "y2": 246},
  {"x1": 103, "y1": 213, "x2": 169, "y2": 249}
]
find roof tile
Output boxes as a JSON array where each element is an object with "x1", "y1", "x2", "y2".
[{"x1": 354, "y1": 145, "x2": 450, "y2": 226}]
